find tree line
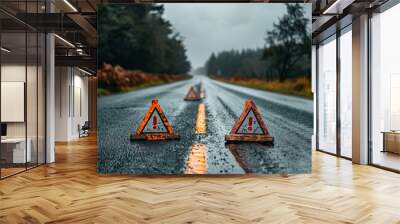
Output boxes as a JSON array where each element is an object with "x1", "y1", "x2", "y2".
[
  {"x1": 205, "y1": 3, "x2": 311, "y2": 81},
  {"x1": 206, "y1": 49, "x2": 266, "y2": 79},
  {"x1": 98, "y1": 4, "x2": 191, "y2": 75}
]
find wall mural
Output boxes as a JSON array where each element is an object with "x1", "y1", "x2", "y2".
[{"x1": 97, "y1": 3, "x2": 313, "y2": 175}]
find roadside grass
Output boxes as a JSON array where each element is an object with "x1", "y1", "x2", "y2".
[
  {"x1": 98, "y1": 78, "x2": 191, "y2": 96},
  {"x1": 97, "y1": 64, "x2": 192, "y2": 96},
  {"x1": 212, "y1": 76, "x2": 312, "y2": 99}
]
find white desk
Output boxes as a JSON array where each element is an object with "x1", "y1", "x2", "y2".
[{"x1": 1, "y1": 138, "x2": 31, "y2": 163}]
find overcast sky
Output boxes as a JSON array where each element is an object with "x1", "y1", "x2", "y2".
[{"x1": 163, "y1": 3, "x2": 311, "y2": 69}]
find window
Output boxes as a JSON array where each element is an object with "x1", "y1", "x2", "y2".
[
  {"x1": 339, "y1": 27, "x2": 352, "y2": 158},
  {"x1": 0, "y1": 2, "x2": 46, "y2": 179},
  {"x1": 370, "y1": 3, "x2": 400, "y2": 171},
  {"x1": 317, "y1": 35, "x2": 337, "y2": 154}
]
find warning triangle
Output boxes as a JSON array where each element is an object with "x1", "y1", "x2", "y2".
[
  {"x1": 225, "y1": 100, "x2": 273, "y2": 143},
  {"x1": 143, "y1": 110, "x2": 168, "y2": 133},
  {"x1": 236, "y1": 109, "x2": 264, "y2": 134},
  {"x1": 184, "y1": 86, "x2": 200, "y2": 101},
  {"x1": 131, "y1": 99, "x2": 179, "y2": 141}
]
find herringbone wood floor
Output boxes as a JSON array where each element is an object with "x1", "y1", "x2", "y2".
[{"x1": 1, "y1": 135, "x2": 400, "y2": 224}]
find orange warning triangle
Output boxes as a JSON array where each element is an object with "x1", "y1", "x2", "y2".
[
  {"x1": 184, "y1": 86, "x2": 200, "y2": 101},
  {"x1": 225, "y1": 100, "x2": 273, "y2": 143},
  {"x1": 142, "y1": 109, "x2": 168, "y2": 133},
  {"x1": 131, "y1": 99, "x2": 179, "y2": 141}
]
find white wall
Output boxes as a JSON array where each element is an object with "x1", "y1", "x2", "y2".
[
  {"x1": 1, "y1": 64, "x2": 42, "y2": 138},
  {"x1": 1, "y1": 63, "x2": 46, "y2": 164},
  {"x1": 1, "y1": 82, "x2": 25, "y2": 122},
  {"x1": 55, "y1": 66, "x2": 89, "y2": 141},
  {"x1": 72, "y1": 72, "x2": 89, "y2": 138},
  {"x1": 1, "y1": 65, "x2": 26, "y2": 139},
  {"x1": 55, "y1": 66, "x2": 70, "y2": 141}
]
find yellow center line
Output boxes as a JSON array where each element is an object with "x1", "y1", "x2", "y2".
[
  {"x1": 186, "y1": 103, "x2": 208, "y2": 174},
  {"x1": 195, "y1": 103, "x2": 206, "y2": 134},
  {"x1": 185, "y1": 143, "x2": 208, "y2": 174}
]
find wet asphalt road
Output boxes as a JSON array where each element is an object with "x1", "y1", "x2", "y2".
[{"x1": 97, "y1": 76, "x2": 313, "y2": 174}]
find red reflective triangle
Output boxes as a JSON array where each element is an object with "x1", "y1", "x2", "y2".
[
  {"x1": 184, "y1": 86, "x2": 200, "y2": 101},
  {"x1": 225, "y1": 100, "x2": 273, "y2": 143},
  {"x1": 131, "y1": 99, "x2": 179, "y2": 141},
  {"x1": 236, "y1": 109, "x2": 265, "y2": 134},
  {"x1": 142, "y1": 109, "x2": 168, "y2": 133}
]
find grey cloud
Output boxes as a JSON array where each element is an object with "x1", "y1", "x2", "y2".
[{"x1": 163, "y1": 3, "x2": 311, "y2": 69}]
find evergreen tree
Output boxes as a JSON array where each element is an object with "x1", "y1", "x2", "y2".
[
  {"x1": 98, "y1": 4, "x2": 191, "y2": 74},
  {"x1": 204, "y1": 4, "x2": 311, "y2": 82}
]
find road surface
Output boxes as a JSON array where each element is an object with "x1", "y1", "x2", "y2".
[{"x1": 97, "y1": 76, "x2": 313, "y2": 174}]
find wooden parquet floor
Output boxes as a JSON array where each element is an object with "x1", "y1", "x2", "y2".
[{"x1": 1, "y1": 135, "x2": 400, "y2": 224}]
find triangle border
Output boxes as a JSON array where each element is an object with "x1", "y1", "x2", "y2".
[
  {"x1": 131, "y1": 99, "x2": 179, "y2": 141},
  {"x1": 225, "y1": 100, "x2": 273, "y2": 143},
  {"x1": 184, "y1": 86, "x2": 201, "y2": 101},
  {"x1": 234, "y1": 108, "x2": 265, "y2": 135},
  {"x1": 141, "y1": 109, "x2": 169, "y2": 134}
]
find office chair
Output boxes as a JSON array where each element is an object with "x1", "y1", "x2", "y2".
[{"x1": 79, "y1": 121, "x2": 90, "y2": 138}]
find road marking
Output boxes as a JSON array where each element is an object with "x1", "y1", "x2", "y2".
[
  {"x1": 187, "y1": 103, "x2": 207, "y2": 174},
  {"x1": 195, "y1": 103, "x2": 206, "y2": 134},
  {"x1": 185, "y1": 143, "x2": 208, "y2": 174}
]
